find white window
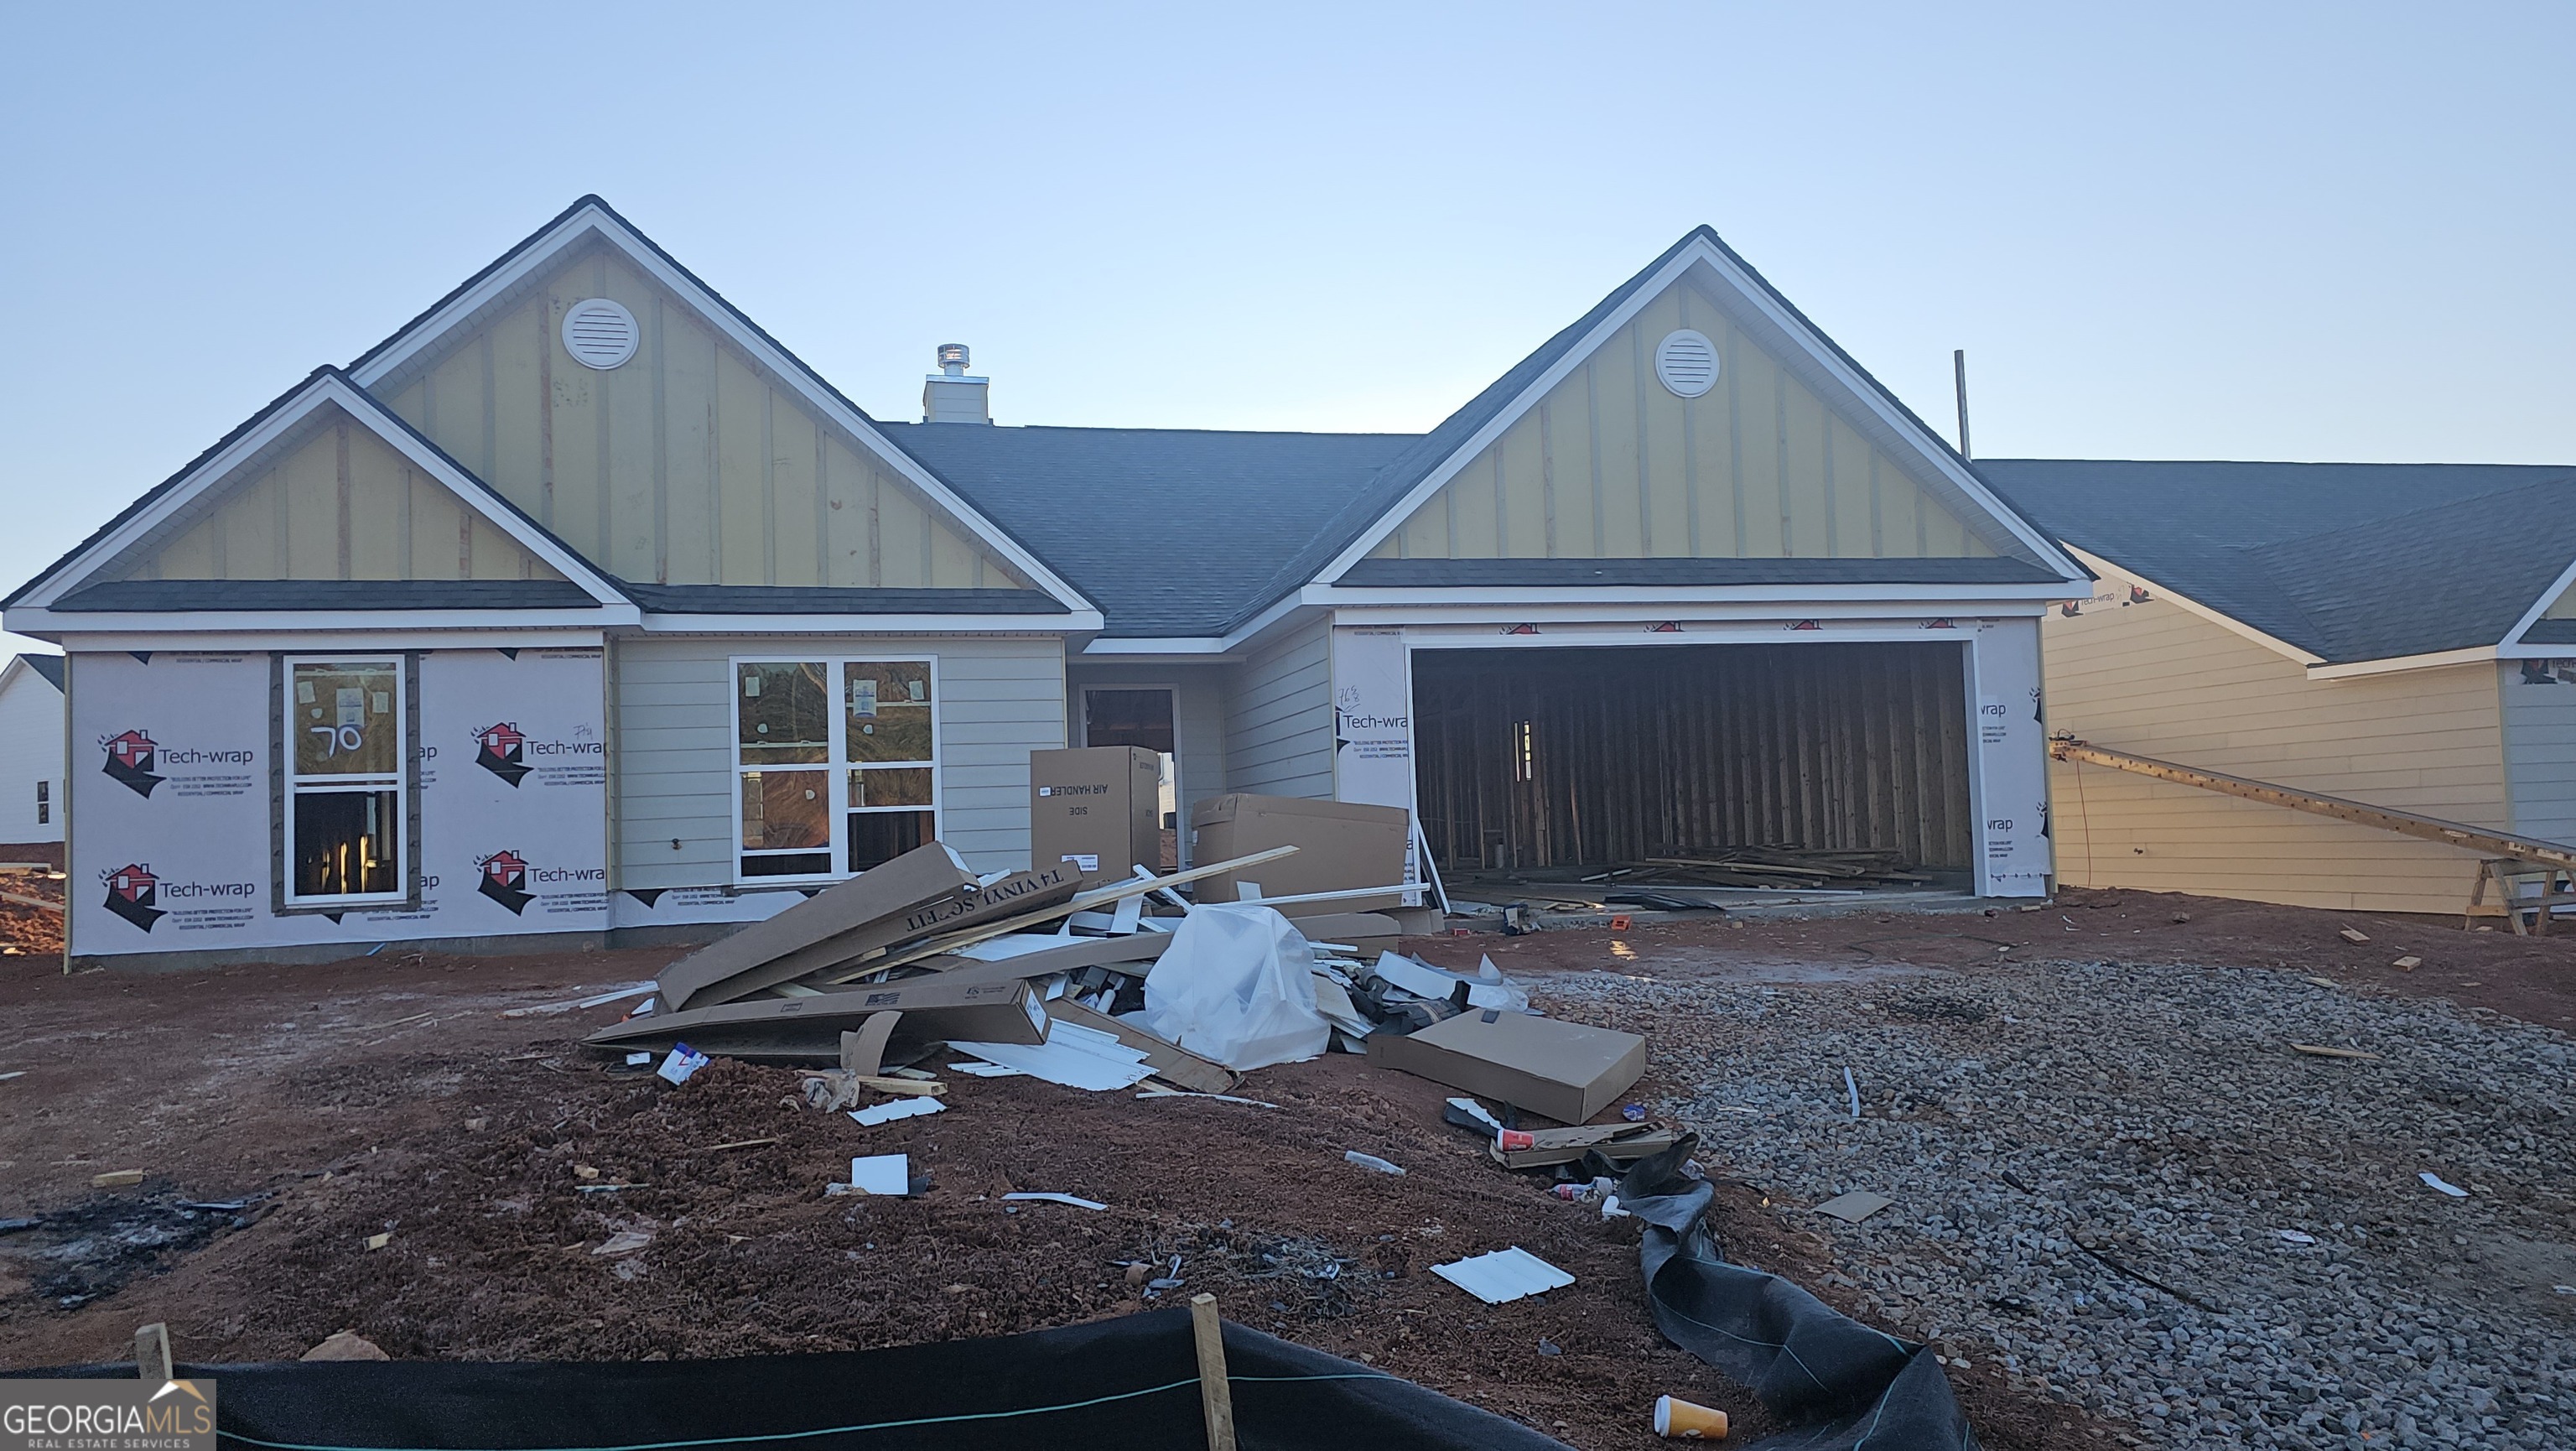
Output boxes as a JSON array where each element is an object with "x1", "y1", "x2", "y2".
[
  {"x1": 34, "y1": 780, "x2": 46, "y2": 826},
  {"x1": 283, "y1": 657, "x2": 408, "y2": 905},
  {"x1": 732, "y1": 658, "x2": 939, "y2": 883}
]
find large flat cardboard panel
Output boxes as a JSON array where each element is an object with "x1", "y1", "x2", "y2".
[
  {"x1": 1365, "y1": 1011, "x2": 1646, "y2": 1124},
  {"x1": 1188, "y1": 793, "x2": 1407, "y2": 913},
  {"x1": 589, "y1": 975, "x2": 1047, "y2": 1053},
  {"x1": 656, "y1": 842, "x2": 977, "y2": 1009},
  {"x1": 1031, "y1": 746, "x2": 1161, "y2": 889},
  {"x1": 739, "y1": 863, "x2": 1084, "y2": 993}
]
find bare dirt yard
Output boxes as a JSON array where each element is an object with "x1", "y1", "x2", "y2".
[{"x1": 2, "y1": 885, "x2": 2571, "y2": 1450}]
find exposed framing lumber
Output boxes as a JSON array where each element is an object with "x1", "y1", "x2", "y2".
[{"x1": 2050, "y1": 738, "x2": 2576, "y2": 869}]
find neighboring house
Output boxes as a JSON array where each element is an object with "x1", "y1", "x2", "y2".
[
  {"x1": 5, "y1": 197, "x2": 2086, "y2": 969},
  {"x1": 1986, "y1": 460, "x2": 2576, "y2": 914},
  {"x1": 0, "y1": 654, "x2": 65, "y2": 853}
]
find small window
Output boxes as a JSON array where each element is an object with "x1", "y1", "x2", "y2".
[
  {"x1": 34, "y1": 780, "x2": 46, "y2": 826},
  {"x1": 732, "y1": 658, "x2": 939, "y2": 882},
  {"x1": 284, "y1": 658, "x2": 407, "y2": 904}
]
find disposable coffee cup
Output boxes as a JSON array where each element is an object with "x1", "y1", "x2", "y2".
[
  {"x1": 1498, "y1": 1130, "x2": 1535, "y2": 1152},
  {"x1": 1653, "y1": 1395, "x2": 1728, "y2": 1439}
]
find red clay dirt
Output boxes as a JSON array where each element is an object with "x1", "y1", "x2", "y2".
[{"x1": 11, "y1": 887, "x2": 2527, "y2": 1448}]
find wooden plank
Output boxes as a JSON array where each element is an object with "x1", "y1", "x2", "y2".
[{"x1": 2053, "y1": 740, "x2": 2576, "y2": 867}]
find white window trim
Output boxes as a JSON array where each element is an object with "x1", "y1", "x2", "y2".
[
  {"x1": 280, "y1": 653, "x2": 413, "y2": 908},
  {"x1": 728, "y1": 654, "x2": 943, "y2": 887}
]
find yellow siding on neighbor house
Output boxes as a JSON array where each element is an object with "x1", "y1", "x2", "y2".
[
  {"x1": 374, "y1": 245, "x2": 1024, "y2": 590},
  {"x1": 1374, "y1": 276, "x2": 2000, "y2": 562},
  {"x1": 2044, "y1": 564, "x2": 2508, "y2": 913},
  {"x1": 117, "y1": 406, "x2": 564, "y2": 583}
]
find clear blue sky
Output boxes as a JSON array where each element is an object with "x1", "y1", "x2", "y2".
[{"x1": 3, "y1": 2, "x2": 2569, "y2": 657}]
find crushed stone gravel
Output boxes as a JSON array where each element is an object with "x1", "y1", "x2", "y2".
[{"x1": 1544, "y1": 955, "x2": 2576, "y2": 1449}]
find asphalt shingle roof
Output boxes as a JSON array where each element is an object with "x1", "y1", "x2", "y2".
[
  {"x1": 1980, "y1": 460, "x2": 2576, "y2": 663},
  {"x1": 880, "y1": 424, "x2": 1415, "y2": 637},
  {"x1": 22, "y1": 656, "x2": 61, "y2": 690}
]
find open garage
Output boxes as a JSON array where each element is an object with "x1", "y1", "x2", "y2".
[{"x1": 1410, "y1": 641, "x2": 1974, "y2": 880}]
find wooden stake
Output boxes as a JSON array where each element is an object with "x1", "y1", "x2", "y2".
[
  {"x1": 1188, "y1": 1292, "x2": 1237, "y2": 1451},
  {"x1": 134, "y1": 1322, "x2": 172, "y2": 1384}
]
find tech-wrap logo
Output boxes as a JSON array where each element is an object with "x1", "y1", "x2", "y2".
[
  {"x1": 476, "y1": 850, "x2": 534, "y2": 914},
  {"x1": 97, "y1": 727, "x2": 256, "y2": 799},
  {"x1": 470, "y1": 721, "x2": 602, "y2": 787},
  {"x1": 96, "y1": 863, "x2": 256, "y2": 933},
  {"x1": 101, "y1": 729, "x2": 160, "y2": 798},
  {"x1": 101, "y1": 861, "x2": 164, "y2": 930},
  {"x1": 474, "y1": 722, "x2": 531, "y2": 786},
  {"x1": 474, "y1": 849, "x2": 608, "y2": 915}
]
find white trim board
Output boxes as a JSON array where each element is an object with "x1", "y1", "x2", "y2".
[
  {"x1": 7, "y1": 372, "x2": 634, "y2": 615},
  {"x1": 342, "y1": 199, "x2": 1097, "y2": 621},
  {"x1": 2497, "y1": 550, "x2": 2576, "y2": 655},
  {"x1": 1312, "y1": 238, "x2": 2090, "y2": 587}
]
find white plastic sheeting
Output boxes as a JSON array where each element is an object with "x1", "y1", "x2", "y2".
[{"x1": 1135, "y1": 903, "x2": 1332, "y2": 1071}]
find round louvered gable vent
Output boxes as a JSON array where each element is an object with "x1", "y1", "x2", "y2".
[
  {"x1": 562, "y1": 299, "x2": 639, "y2": 370},
  {"x1": 1654, "y1": 329, "x2": 1720, "y2": 398}
]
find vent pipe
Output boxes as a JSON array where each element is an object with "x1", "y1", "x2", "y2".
[{"x1": 922, "y1": 343, "x2": 990, "y2": 424}]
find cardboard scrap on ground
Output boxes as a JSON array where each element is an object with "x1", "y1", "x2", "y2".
[{"x1": 1814, "y1": 1190, "x2": 1895, "y2": 1224}]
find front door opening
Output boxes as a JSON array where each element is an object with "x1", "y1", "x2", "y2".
[{"x1": 1081, "y1": 686, "x2": 1180, "y2": 870}]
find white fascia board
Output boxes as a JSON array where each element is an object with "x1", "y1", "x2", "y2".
[
  {"x1": 13, "y1": 606, "x2": 626, "y2": 636},
  {"x1": 11, "y1": 374, "x2": 630, "y2": 611},
  {"x1": 2494, "y1": 551, "x2": 2576, "y2": 654},
  {"x1": 1079, "y1": 637, "x2": 1242, "y2": 658},
  {"x1": 2306, "y1": 646, "x2": 2500, "y2": 680},
  {"x1": 1325, "y1": 601, "x2": 2047, "y2": 629},
  {"x1": 2061, "y1": 545, "x2": 2324, "y2": 668},
  {"x1": 345, "y1": 205, "x2": 1097, "y2": 621},
  {"x1": 1394, "y1": 621, "x2": 1993, "y2": 650},
  {"x1": 631, "y1": 611, "x2": 1100, "y2": 636},
  {"x1": 1306, "y1": 581, "x2": 2072, "y2": 611},
  {"x1": 1315, "y1": 237, "x2": 2089, "y2": 585},
  {"x1": 38, "y1": 627, "x2": 610, "y2": 653}
]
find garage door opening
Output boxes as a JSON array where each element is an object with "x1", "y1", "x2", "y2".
[{"x1": 1411, "y1": 642, "x2": 1972, "y2": 887}]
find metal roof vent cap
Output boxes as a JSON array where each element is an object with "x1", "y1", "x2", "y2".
[
  {"x1": 1654, "y1": 329, "x2": 1720, "y2": 398},
  {"x1": 936, "y1": 342, "x2": 970, "y2": 376},
  {"x1": 562, "y1": 298, "x2": 640, "y2": 370}
]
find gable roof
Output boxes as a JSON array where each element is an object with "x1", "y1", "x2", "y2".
[
  {"x1": 1981, "y1": 459, "x2": 2576, "y2": 664},
  {"x1": 1296, "y1": 226, "x2": 2088, "y2": 593},
  {"x1": 12, "y1": 655, "x2": 63, "y2": 692},
  {"x1": 345, "y1": 196, "x2": 1098, "y2": 624},
  {"x1": 5, "y1": 369, "x2": 631, "y2": 616},
  {"x1": 880, "y1": 424, "x2": 1412, "y2": 637}
]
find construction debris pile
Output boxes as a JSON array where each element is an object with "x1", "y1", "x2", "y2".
[{"x1": 587, "y1": 792, "x2": 1654, "y2": 1137}]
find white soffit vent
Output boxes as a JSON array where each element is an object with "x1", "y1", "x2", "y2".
[
  {"x1": 562, "y1": 299, "x2": 640, "y2": 370},
  {"x1": 1654, "y1": 328, "x2": 1720, "y2": 398}
]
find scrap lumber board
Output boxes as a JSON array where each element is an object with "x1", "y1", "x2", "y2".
[
  {"x1": 887, "y1": 933, "x2": 1176, "y2": 991},
  {"x1": 815, "y1": 846, "x2": 1299, "y2": 986},
  {"x1": 1044, "y1": 997, "x2": 1236, "y2": 1095},
  {"x1": 588, "y1": 978, "x2": 1046, "y2": 1053},
  {"x1": 1488, "y1": 1123, "x2": 1679, "y2": 1169},
  {"x1": 700, "y1": 866, "x2": 1083, "y2": 1006},
  {"x1": 657, "y1": 844, "x2": 976, "y2": 1011},
  {"x1": 2054, "y1": 738, "x2": 2576, "y2": 869}
]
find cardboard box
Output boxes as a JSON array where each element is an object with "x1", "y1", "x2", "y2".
[
  {"x1": 1365, "y1": 1011, "x2": 1647, "y2": 1125},
  {"x1": 1031, "y1": 746, "x2": 1162, "y2": 889},
  {"x1": 1187, "y1": 793, "x2": 1408, "y2": 914}
]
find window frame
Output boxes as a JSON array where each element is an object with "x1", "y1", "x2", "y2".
[
  {"x1": 727, "y1": 654, "x2": 942, "y2": 887},
  {"x1": 275, "y1": 653, "x2": 420, "y2": 912}
]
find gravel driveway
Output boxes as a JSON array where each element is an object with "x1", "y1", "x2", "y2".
[{"x1": 1545, "y1": 954, "x2": 2576, "y2": 1449}]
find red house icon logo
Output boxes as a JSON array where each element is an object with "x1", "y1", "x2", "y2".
[
  {"x1": 476, "y1": 850, "x2": 533, "y2": 914},
  {"x1": 473, "y1": 722, "x2": 531, "y2": 787},
  {"x1": 102, "y1": 862, "x2": 165, "y2": 930},
  {"x1": 101, "y1": 730, "x2": 163, "y2": 798}
]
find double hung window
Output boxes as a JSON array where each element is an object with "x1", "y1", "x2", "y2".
[
  {"x1": 735, "y1": 658, "x2": 938, "y2": 882},
  {"x1": 283, "y1": 657, "x2": 408, "y2": 905}
]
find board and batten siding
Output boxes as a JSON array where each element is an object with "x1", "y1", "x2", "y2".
[
  {"x1": 1368, "y1": 273, "x2": 2002, "y2": 564},
  {"x1": 612, "y1": 634, "x2": 1067, "y2": 887},
  {"x1": 1223, "y1": 616, "x2": 1334, "y2": 800},
  {"x1": 2501, "y1": 664, "x2": 2576, "y2": 846},
  {"x1": 2044, "y1": 564, "x2": 2508, "y2": 913}
]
